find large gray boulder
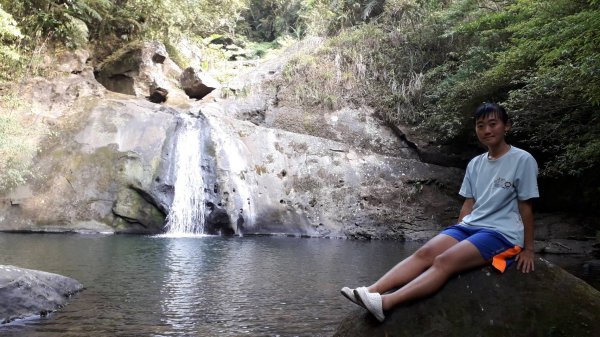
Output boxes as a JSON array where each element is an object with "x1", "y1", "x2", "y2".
[
  {"x1": 0, "y1": 94, "x2": 177, "y2": 234},
  {"x1": 0, "y1": 265, "x2": 83, "y2": 324},
  {"x1": 191, "y1": 108, "x2": 463, "y2": 239},
  {"x1": 94, "y1": 41, "x2": 188, "y2": 104},
  {"x1": 334, "y1": 258, "x2": 600, "y2": 337}
]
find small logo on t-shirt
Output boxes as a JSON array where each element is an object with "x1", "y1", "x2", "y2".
[{"x1": 494, "y1": 177, "x2": 513, "y2": 189}]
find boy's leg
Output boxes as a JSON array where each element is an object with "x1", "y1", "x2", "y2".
[
  {"x1": 368, "y1": 234, "x2": 459, "y2": 294},
  {"x1": 381, "y1": 239, "x2": 486, "y2": 310}
]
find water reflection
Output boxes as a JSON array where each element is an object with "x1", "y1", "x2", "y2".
[
  {"x1": 3, "y1": 234, "x2": 594, "y2": 336},
  {"x1": 0, "y1": 234, "x2": 420, "y2": 336}
]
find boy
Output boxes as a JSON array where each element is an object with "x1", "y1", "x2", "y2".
[{"x1": 341, "y1": 103, "x2": 539, "y2": 322}]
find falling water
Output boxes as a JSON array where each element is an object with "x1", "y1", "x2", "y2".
[
  {"x1": 205, "y1": 113, "x2": 256, "y2": 228},
  {"x1": 164, "y1": 116, "x2": 206, "y2": 235}
]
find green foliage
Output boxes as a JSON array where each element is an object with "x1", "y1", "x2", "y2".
[
  {"x1": 426, "y1": 0, "x2": 600, "y2": 179},
  {"x1": 0, "y1": 5, "x2": 23, "y2": 82},
  {"x1": 242, "y1": 0, "x2": 304, "y2": 41},
  {"x1": 280, "y1": 0, "x2": 442, "y2": 121},
  {"x1": 282, "y1": 0, "x2": 600, "y2": 211},
  {"x1": 0, "y1": 97, "x2": 42, "y2": 191},
  {"x1": 0, "y1": 0, "x2": 100, "y2": 47}
]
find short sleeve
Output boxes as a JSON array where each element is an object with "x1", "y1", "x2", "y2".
[
  {"x1": 459, "y1": 159, "x2": 475, "y2": 198},
  {"x1": 515, "y1": 154, "x2": 539, "y2": 200}
]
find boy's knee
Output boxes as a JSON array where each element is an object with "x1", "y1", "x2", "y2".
[
  {"x1": 414, "y1": 245, "x2": 438, "y2": 263},
  {"x1": 431, "y1": 254, "x2": 456, "y2": 273}
]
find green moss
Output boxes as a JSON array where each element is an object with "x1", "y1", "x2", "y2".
[
  {"x1": 96, "y1": 41, "x2": 144, "y2": 72},
  {"x1": 164, "y1": 40, "x2": 190, "y2": 69}
]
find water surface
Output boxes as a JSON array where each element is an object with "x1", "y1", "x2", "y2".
[
  {"x1": 1, "y1": 233, "x2": 597, "y2": 336},
  {"x1": 0, "y1": 233, "x2": 420, "y2": 336}
]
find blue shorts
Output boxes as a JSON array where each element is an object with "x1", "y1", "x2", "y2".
[{"x1": 441, "y1": 224, "x2": 522, "y2": 272}]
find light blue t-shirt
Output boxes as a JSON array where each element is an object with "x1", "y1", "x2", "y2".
[{"x1": 459, "y1": 146, "x2": 539, "y2": 246}]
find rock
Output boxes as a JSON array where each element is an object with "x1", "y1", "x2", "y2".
[
  {"x1": 147, "y1": 87, "x2": 168, "y2": 103},
  {"x1": 583, "y1": 260, "x2": 600, "y2": 275},
  {"x1": 263, "y1": 105, "x2": 418, "y2": 158},
  {"x1": 538, "y1": 239, "x2": 597, "y2": 255},
  {"x1": 0, "y1": 96, "x2": 177, "y2": 234},
  {"x1": 0, "y1": 37, "x2": 464, "y2": 237},
  {"x1": 209, "y1": 36, "x2": 235, "y2": 46},
  {"x1": 180, "y1": 67, "x2": 221, "y2": 99},
  {"x1": 205, "y1": 204, "x2": 235, "y2": 235},
  {"x1": 52, "y1": 48, "x2": 91, "y2": 74},
  {"x1": 189, "y1": 108, "x2": 463, "y2": 238},
  {"x1": 175, "y1": 37, "x2": 203, "y2": 68},
  {"x1": 0, "y1": 265, "x2": 83, "y2": 324},
  {"x1": 94, "y1": 41, "x2": 187, "y2": 103},
  {"x1": 22, "y1": 69, "x2": 105, "y2": 120},
  {"x1": 334, "y1": 259, "x2": 600, "y2": 337}
]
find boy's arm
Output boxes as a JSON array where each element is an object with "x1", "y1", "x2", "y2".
[
  {"x1": 516, "y1": 199, "x2": 535, "y2": 273},
  {"x1": 458, "y1": 198, "x2": 475, "y2": 223}
]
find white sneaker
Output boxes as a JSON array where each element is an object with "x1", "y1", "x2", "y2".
[
  {"x1": 340, "y1": 286, "x2": 365, "y2": 308},
  {"x1": 354, "y1": 287, "x2": 385, "y2": 322}
]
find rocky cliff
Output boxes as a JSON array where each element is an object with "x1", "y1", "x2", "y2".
[{"x1": 0, "y1": 41, "x2": 464, "y2": 238}]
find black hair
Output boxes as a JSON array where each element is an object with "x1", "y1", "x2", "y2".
[{"x1": 474, "y1": 103, "x2": 509, "y2": 124}]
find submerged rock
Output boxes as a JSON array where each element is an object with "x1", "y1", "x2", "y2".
[
  {"x1": 334, "y1": 258, "x2": 600, "y2": 337},
  {"x1": 0, "y1": 265, "x2": 83, "y2": 324}
]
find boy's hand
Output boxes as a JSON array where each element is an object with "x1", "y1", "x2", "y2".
[{"x1": 515, "y1": 249, "x2": 535, "y2": 273}]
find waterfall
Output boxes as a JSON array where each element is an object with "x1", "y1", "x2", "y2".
[
  {"x1": 164, "y1": 115, "x2": 206, "y2": 235},
  {"x1": 205, "y1": 113, "x2": 256, "y2": 229}
]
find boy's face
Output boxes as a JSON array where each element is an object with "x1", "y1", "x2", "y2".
[{"x1": 475, "y1": 113, "x2": 511, "y2": 148}]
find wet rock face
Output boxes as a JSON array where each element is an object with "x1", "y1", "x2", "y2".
[
  {"x1": 204, "y1": 205, "x2": 235, "y2": 235},
  {"x1": 192, "y1": 108, "x2": 463, "y2": 239},
  {"x1": 0, "y1": 265, "x2": 83, "y2": 324},
  {"x1": 334, "y1": 259, "x2": 600, "y2": 337}
]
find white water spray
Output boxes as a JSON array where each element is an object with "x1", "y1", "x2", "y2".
[
  {"x1": 165, "y1": 116, "x2": 206, "y2": 235},
  {"x1": 206, "y1": 114, "x2": 256, "y2": 228}
]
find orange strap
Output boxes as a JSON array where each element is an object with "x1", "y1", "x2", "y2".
[{"x1": 492, "y1": 246, "x2": 522, "y2": 273}]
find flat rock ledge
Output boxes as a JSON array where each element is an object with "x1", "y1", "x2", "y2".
[
  {"x1": 0, "y1": 265, "x2": 83, "y2": 324},
  {"x1": 335, "y1": 258, "x2": 600, "y2": 337}
]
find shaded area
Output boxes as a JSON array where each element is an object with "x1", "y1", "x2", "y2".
[{"x1": 335, "y1": 259, "x2": 600, "y2": 337}]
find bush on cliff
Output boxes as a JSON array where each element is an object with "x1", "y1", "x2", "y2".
[{"x1": 280, "y1": 0, "x2": 600, "y2": 213}]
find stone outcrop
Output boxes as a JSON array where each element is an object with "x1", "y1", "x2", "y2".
[
  {"x1": 0, "y1": 94, "x2": 177, "y2": 234},
  {"x1": 0, "y1": 38, "x2": 465, "y2": 237},
  {"x1": 189, "y1": 107, "x2": 462, "y2": 239},
  {"x1": 180, "y1": 67, "x2": 221, "y2": 99},
  {"x1": 334, "y1": 258, "x2": 600, "y2": 337},
  {"x1": 94, "y1": 41, "x2": 188, "y2": 104},
  {"x1": 0, "y1": 265, "x2": 83, "y2": 324},
  {"x1": 0, "y1": 88, "x2": 463, "y2": 237}
]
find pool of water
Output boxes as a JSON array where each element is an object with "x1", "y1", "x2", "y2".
[
  {"x1": 0, "y1": 233, "x2": 422, "y2": 337},
  {"x1": 0, "y1": 233, "x2": 597, "y2": 336}
]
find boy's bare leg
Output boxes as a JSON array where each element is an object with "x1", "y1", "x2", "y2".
[
  {"x1": 381, "y1": 240, "x2": 486, "y2": 310},
  {"x1": 367, "y1": 234, "x2": 459, "y2": 294}
]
